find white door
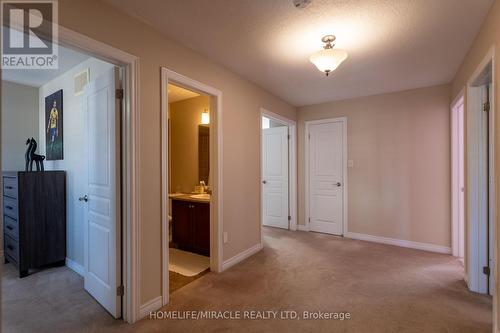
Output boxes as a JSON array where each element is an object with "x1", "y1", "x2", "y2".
[
  {"x1": 82, "y1": 67, "x2": 121, "y2": 317},
  {"x1": 262, "y1": 126, "x2": 289, "y2": 229},
  {"x1": 487, "y1": 85, "x2": 494, "y2": 295},
  {"x1": 457, "y1": 103, "x2": 465, "y2": 260},
  {"x1": 308, "y1": 121, "x2": 344, "y2": 235}
]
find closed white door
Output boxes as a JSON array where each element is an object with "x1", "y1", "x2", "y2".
[
  {"x1": 82, "y1": 67, "x2": 121, "y2": 317},
  {"x1": 308, "y1": 121, "x2": 344, "y2": 235},
  {"x1": 262, "y1": 126, "x2": 289, "y2": 229}
]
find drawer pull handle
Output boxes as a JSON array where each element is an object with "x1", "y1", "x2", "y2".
[
  {"x1": 5, "y1": 206, "x2": 13, "y2": 210},
  {"x1": 5, "y1": 186, "x2": 13, "y2": 189},
  {"x1": 6, "y1": 225, "x2": 13, "y2": 230},
  {"x1": 6, "y1": 245, "x2": 13, "y2": 251}
]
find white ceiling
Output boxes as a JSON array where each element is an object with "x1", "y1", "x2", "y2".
[
  {"x1": 103, "y1": 0, "x2": 493, "y2": 106},
  {"x1": 2, "y1": 44, "x2": 89, "y2": 87},
  {"x1": 168, "y1": 83, "x2": 200, "y2": 103}
]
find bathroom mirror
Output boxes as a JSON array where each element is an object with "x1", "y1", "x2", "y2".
[{"x1": 198, "y1": 125, "x2": 209, "y2": 184}]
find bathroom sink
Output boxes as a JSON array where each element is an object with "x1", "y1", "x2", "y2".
[{"x1": 190, "y1": 194, "x2": 211, "y2": 200}]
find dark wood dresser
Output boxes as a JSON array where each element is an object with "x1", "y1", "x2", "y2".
[
  {"x1": 3, "y1": 171, "x2": 66, "y2": 277},
  {"x1": 172, "y1": 199, "x2": 210, "y2": 256}
]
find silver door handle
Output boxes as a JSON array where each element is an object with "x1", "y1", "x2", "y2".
[
  {"x1": 79, "y1": 195, "x2": 89, "y2": 202},
  {"x1": 335, "y1": 182, "x2": 341, "y2": 187}
]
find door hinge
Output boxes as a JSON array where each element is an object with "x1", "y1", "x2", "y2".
[
  {"x1": 308, "y1": 217, "x2": 311, "y2": 222},
  {"x1": 288, "y1": 215, "x2": 291, "y2": 221},
  {"x1": 287, "y1": 134, "x2": 290, "y2": 140},
  {"x1": 308, "y1": 133, "x2": 310, "y2": 139},
  {"x1": 483, "y1": 266, "x2": 490, "y2": 276},
  {"x1": 116, "y1": 88, "x2": 124, "y2": 100},
  {"x1": 117, "y1": 285, "x2": 124, "y2": 296},
  {"x1": 483, "y1": 101, "x2": 490, "y2": 112}
]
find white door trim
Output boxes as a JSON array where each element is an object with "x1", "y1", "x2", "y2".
[
  {"x1": 304, "y1": 117, "x2": 348, "y2": 235},
  {"x1": 465, "y1": 45, "x2": 495, "y2": 294},
  {"x1": 57, "y1": 26, "x2": 140, "y2": 323},
  {"x1": 260, "y1": 108, "x2": 298, "y2": 235},
  {"x1": 451, "y1": 89, "x2": 465, "y2": 258},
  {"x1": 161, "y1": 68, "x2": 223, "y2": 307}
]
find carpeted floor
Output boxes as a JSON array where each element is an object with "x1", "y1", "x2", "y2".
[
  {"x1": 1, "y1": 227, "x2": 492, "y2": 333},
  {"x1": 169, "y1": 269, "x2": 209, "y2": 294}
]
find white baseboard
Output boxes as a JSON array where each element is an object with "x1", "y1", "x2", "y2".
[
  {"x1": 139, "y1": 296, "x2": 163, "y2": 319},
  {"x1": 222, "y1": 243, "x2": 263, "y2": 271},
  {"x1": 344, "y1": 232, "x2": 451, "y2": 254},
  {"x1": 297, "y1": 224, "x2": 310, "y2": 232},
  {"x1": 65, "y1": 257, "x2": 85, "y2": 277}
]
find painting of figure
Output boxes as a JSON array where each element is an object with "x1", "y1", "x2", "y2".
[{"x1": 45, "y1": 89, "x2": 63, "y2": 160}]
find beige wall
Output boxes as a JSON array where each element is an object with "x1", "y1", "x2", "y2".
[
  {"x1": 1, "y1": 81, "x2": 39, "y2": 172},
  {"x1": 298, "y1": 85, "x2": 451, "y2": 247},
  {"x1": 57, "y1": 0, "x2": 296, "y2": 304},
  {"x1": 170, "y1": 95, "x2": 210, "y2": 193},
  {"x1": 450, "y1": 0, "x2": 500, "y2": 330}
]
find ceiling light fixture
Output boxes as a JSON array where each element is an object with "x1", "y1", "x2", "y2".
[
  {"x1": 309, "y1": 35, "x2": 348, "y2": 76},
  {"x1": 292, "y1": 0, "x2": 312, "y2": 9}
]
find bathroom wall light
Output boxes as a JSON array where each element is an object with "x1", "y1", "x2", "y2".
[
  {"x1": 201, "y1": 108, "x2": 210, "y2": 125},
  {"x1": 309, "y1": 35, "x2": 348, "y2": 76}
]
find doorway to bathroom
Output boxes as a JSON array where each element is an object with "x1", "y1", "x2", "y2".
[
  {"x1": 260, "y1": 109, "x2": 297, "y2": 233},
  {"x1": 166, "y1": 82, "x2": 211, "y2": 294},
  {"x1": 160, "y1": 68, "x2": 222, "y2": 305}
]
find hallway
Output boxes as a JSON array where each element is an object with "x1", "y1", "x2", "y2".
[{"x1": 3, "y1": 227, "x2": 491, "y2": 333}]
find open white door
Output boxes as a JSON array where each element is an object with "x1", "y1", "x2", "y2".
[
  {"x1": 452, "y1": 98, "x2": 465, "y2": 261},
  {"x1": 308, "y1": 121, "x2": 344, "y2": 236},
  {"x1": 458, "y1": 103, "x2": 465, "y2": 260},
  {"x1": 262, "y1": 126, "x2": 289, "y2": 229},
  {"x1": 82, "y1": 67, "x2": 122, "y2": 317}
]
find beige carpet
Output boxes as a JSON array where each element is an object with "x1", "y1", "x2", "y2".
[
  {"x1": 1, "y1": 227, "x2": 492, "y2": 333},
  {"x1": 169, "y1": 269, "x2": 209, "y2": 294}
]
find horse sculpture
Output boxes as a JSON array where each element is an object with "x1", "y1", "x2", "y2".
[{"x1": 25, "y1": 138, "x2": 45, "y2": 171}]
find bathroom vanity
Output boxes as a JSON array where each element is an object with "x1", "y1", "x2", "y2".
[{"x1": 171, "y1": 194, "x2": 210, "y2": 256}]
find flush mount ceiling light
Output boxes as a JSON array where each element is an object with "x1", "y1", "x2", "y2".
[
  {"x1": 292, "y1": 0, "x2": 312, "y2": 9},
  {"x1": 309, "y1": 35, "x2": 348, "y2": 76}
]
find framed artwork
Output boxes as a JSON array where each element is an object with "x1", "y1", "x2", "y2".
[{"x1": 45, "y1": 89, "x2": 63, "y2": 160}]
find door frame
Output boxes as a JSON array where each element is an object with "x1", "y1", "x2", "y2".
[
  {"x1": 260, "y1": 109, "x2": 298, "y2": 235},
  {"x1": 57, "y1": 26, "x2": 140, "y2": 323},
  {"x1": 465, "y1": 46, "x2": 495, "y2": 294},
  {"x1": 160, "y1": 67, "x2": 223, "y2": 306},
  {"x1": 304, "y1": 117, "x2": 348, "y2": 234},
  {"x1": 451, "y1": 89, "x2": 465, "y2": 260}
]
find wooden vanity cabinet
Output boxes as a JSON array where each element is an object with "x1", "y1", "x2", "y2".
[{"x1": 172, "y1": 199, "x2": 210, "y2": 256}]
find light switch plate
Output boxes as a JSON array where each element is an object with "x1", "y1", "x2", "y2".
[
  {"x1": 348, "y1": 160, "x2": 354, "y2": 168},
  {"x1": 223, "y1": 232, "x2": 228, "y2": 244}
]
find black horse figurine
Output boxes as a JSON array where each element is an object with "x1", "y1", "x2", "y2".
[
  {"x1": 25, "y1": 138, "x2": 45, "y2": 171},
  {"x1": 25, "y1": 138, "x2": 33, "y2": 171}
]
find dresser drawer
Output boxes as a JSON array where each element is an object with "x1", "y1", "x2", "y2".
[
  {"x1": 4, "y1": 215, "x2": 18, "y2": 240},
  {"x1": 3, "y1": 197, "x2": 18, "y2": 220},
  {"x1": 3, "y1": 176, "x2": 17, "y2": 199},
  {"x1": 4, "y1": 235, "x2": 19, "y2": 262}
]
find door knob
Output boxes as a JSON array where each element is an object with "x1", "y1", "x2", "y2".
[
  {"x1": 262, "y1": 180, "x2": 267, "y2": 184},
  {"x1": 335, "y1": 182, "x2": 341, "y2": 187},
  {"x1": 79, "y1": 195, "x2": 89, "y2": 202}
]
